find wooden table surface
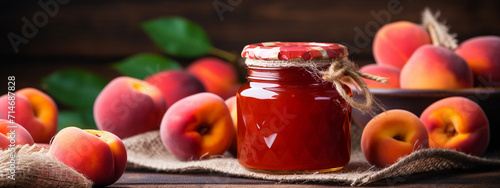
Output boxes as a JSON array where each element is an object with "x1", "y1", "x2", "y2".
[{"x1": 109, "y1": 168, "x2": 500, "y2": 187}]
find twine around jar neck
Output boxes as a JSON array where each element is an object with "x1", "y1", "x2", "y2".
[{"x1": 320, "y1": 59, "x2": 387, "y2": 113}]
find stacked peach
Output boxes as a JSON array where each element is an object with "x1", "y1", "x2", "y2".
[
  {"x1": 187, "y1": 57, "x2": 240, "y2": 99},
  {"x1": 145, "y1": 70, "x2": 206, "y2": 108},
  {"x1": 0, "y1": 87, "x2": 127, "y2": 186},
  {"x1": 401, "y1": 45, "x2": 473, "y2": 89},
  {"x1": 47, "y1": 85, "x2": 236, "y2": 187},
  {"x1": 94, "y1": 77, "x2": 167, "y2": 139},
  {"x1": 359, "y1": 22, "x2": 496, "y2": 167},
  {"x1": 358, "y1": 64, "x2": 400, "y2": 89},
  {"x1": 0, "y1": 88, "x2": 58, "y2": 143},
  {"x1": 455, "y1": 36, "x2": 500, "y2": 87},
  {"x1": 372, "y1": 21, "x2": 432, "y2": 70},
  {"x1": 91, "y1": 57, "x2": 238, "y2": 161},
  {"x1": 160, "y1": 93, "x2": 234, "y2": 160},
  {"x1": 0, "y1": 56, "x2": 239, "y2": 185},
  {"x1": 94, "y1": 57, "x2": 239, "y2": 140},
  {"x1": 154, "y1": 58, "x2": 239, "y2": 160},
  {"x1": 0, "y1": 120, "x2": 34, "y2": 149},
  {"x1": 360, "y1": 21, "x2": 500, "y2": 89}
]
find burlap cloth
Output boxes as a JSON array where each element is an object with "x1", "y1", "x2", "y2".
[
  {"x1": 123, "y1": 125, "x2": 500, "y2": 186},
  {"x1": 1, "y1": 125, "x2": 499, "y2": 187},
  {"x1": 0, "y1": 145, "x2": 92, "y2": 188}
]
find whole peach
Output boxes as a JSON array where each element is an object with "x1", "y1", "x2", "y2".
[
  {"x1": 188, "y1": 57, "x2": 238, "y2": 99},
  {"x1": 400, "y1": 45, "x2": 473, "y2": 89},
  {"x1": 160, "y1": 92, "x2": 234, "y2": 161},
  {"x1": 359, "y1": 64, "x2": 401, "y2": 88},
  {"x1": 455, "y1": 36, "x2": 500, "y2": 87},
  {"x1": 49, "y1": 127, "x2": 127, "y2": 186},
  {"x1": 420, "y1": 97, "x2": 489, "y2": 156},
  {"x1": 145, "y1": 70, "x2": 206, "y2": 108},
  {"x1": 373, "y1": 21, "x2": 432, "y2": 69},
  {"x1": 0, "y1": 120, "x2": 34, "y2": 149},
  {"x1": 94, "y1": 76, "x2": 166, "y2": 139},
  {"x1": 361, "y1": 110, "x2": 429, "y2": 167},
  {"x1": 224, "y1": 96, "x2": 238, "y2": 156},
  {"x1": 0, "y1": 88, "x2": 58, "y2": 143}
]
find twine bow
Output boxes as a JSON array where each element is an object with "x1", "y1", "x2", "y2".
[{"x1": 320, "y1": 59, "x2": 387, "y2": 112}]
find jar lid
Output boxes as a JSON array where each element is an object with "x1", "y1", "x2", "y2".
[{"x1": 241, "y1": 42, "x2": 348, "y2": 60}]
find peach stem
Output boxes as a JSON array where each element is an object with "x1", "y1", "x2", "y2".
[{"x1": 210, "y1": 47, "x2": 238, "y2": 63}]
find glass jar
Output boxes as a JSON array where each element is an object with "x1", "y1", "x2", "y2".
[{"x1": 237, "y1": 42, "x2": 352, "y2": 173}]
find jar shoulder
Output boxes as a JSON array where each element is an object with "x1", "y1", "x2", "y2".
[{"x1": 239, "y1": 81, "x2": 350, "y2": 99}]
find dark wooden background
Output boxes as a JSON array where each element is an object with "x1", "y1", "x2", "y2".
[{"x1": 1, "y1": 0, "x2": 500, "y2": 91}]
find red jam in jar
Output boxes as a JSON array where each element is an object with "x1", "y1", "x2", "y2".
[{"x1": 237, "y1": 42, "x2": 352, "y2": 172}]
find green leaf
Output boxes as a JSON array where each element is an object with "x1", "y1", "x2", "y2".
[
  {"x1": 43, "y1": 69, "x2": 107, "y2": 111},
  {"x1": 80, "y1": 110, "x2": 98, "y2": 130},
  {"x1": 142, "y1": 17, "x2": 212, "y2": 58},
  {"x1": 58, "y1": 110, "x2": 97, "y2": 131},
  {"x1": 114, "y1": 53, "x2": 182, "y2": 79}
]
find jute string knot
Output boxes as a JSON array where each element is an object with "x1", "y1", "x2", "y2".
[{"x1": 320, "y1": 59, "x2": 388, "y2": 112}]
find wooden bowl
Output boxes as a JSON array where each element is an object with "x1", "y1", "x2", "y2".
[{"x1": 351, "y1": 88, "x2": 500, "y2": 150}]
